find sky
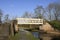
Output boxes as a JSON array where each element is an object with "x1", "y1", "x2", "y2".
[{"x1": 0, "y1": 0, "x2": 59, "y2": 19}]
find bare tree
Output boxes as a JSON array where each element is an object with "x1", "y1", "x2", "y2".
[
  {"x1": 53, "y1": 3, "x2": 60, "y2": 20},
  {"x1": 47, "y1": 3, "x2": 60, "y2": 21},
  {"x1": 21, "y1": 11, "x2": 32, "y2": 18},
  {"x1": 4, "y1": 14, "x2": 9, "y2": 23},
  {"x1": 46, "y1": 4, "x2": 53, "y2": 21},
  {"x1": 34, "y1": 6, "x2": 45, "y2": 18},
  {"x1": 0, "y1": 9, "x2": 3, "y2": 23}
]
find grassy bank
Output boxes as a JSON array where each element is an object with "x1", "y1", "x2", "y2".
[{"x1": 9, "y1": 32, "x2": 39, "y2": 40}]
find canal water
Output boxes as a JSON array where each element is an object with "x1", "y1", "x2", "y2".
[
  {"x1": 31, "y1": 32, "x2": 39, "y2": 38},
  {"x1": 19, "y1": 29, "x2": 39, "y2": 38}
]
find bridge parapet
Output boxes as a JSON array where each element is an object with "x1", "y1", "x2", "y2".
[{"x1": 16, "y1": 18, "x2": 43, "y2": 24}]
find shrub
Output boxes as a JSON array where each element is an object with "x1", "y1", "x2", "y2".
[{"x1": 49, "y1": 20, "x2": 60, "y2": 30}]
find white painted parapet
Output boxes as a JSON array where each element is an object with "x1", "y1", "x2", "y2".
[{"x1": 16, "y1": 18, "x2": 43, "y2": 24}]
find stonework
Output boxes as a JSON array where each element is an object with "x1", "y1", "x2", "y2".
[{"x1": 40, "y1": 22, "x2": 54, "y2": 31}]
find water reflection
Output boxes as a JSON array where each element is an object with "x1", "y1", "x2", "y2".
[
  {"x1": 31, "y1": 32, "x2": 39, "y2": 38},
  {"x1": 31, "y1": 31, "x2": 60, "y2": 40}
]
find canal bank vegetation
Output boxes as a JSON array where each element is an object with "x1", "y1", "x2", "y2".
[
  {"x1": 49, "y1": 20, "x2": 60, "y2": 31},
  {"x1": 9, "y1": 32, "x2": 39, "y2": 40}
]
